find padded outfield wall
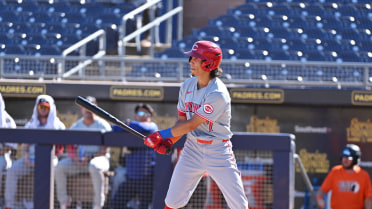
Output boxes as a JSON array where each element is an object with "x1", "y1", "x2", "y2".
[{"x1": 1, "y1": 80, "x2": 372, "y2": 208}]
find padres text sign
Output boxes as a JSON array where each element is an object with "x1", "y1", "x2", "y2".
[
  {"x1": 351, "y1": 90, "x2": 372, "y2": 106},
  {"x1": 0, "y1": 83, "x2": 46, "y2": 97},
  {"x1": 110, "y1": 86, "x2": 164, "y2": 101},
  {"x1": 230, "y1": 88, "x2": 284, "y2": 103}
]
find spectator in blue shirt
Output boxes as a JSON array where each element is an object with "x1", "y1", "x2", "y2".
[{"x1": 111, "y1": 103, "x2": 158, "y2": 209}]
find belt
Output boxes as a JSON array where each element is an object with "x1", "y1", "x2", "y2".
[{"x1": 196, "y1": 139, "x2": 229, "y2": 144}]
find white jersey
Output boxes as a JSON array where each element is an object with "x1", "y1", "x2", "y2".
[{"x1": 177, "y1": 76, "x2": 233, "y2": 140}]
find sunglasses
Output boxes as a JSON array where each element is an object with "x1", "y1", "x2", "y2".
[
  {"x1": 38, "y1": 105, "x2": 50, "y2": 110},
  {"x1": 137, "y1": 111, "x2": 151, "y2": 117}
]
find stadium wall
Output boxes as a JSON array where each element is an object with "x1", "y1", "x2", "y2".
[
  {"x1": 1, "y1": 80, "x2": 372, "y2": 208},
  {"x1": 182, "y1": 0, "x2": 245, "y2": 36}
]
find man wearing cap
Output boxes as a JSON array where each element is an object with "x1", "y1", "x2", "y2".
[
  {"x1": 4, "y1": 95, "x2": 66, "y2": 209},
  {"x1": 55, "y1": 96, "x2": 112, "y2": 209},
  {"x1": 316, "y1": 144, "x2": 372, "y2": 209}
]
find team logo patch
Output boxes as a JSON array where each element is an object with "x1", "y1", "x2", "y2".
[
  {"x1": 192, "y1": 43, "x2": 199, "y2": 51},
  {"x1": 203, "y1": 104, "x2": 214, "y2": 114}
]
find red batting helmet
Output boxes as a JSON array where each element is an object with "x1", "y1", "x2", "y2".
[{"x1": 184, "y1": 41, "x2": 223, "y2": 72}]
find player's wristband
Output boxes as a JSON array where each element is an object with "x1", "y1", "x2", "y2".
[{"x1": 159, "y1": 128, "x2": 174, "y2": 139}]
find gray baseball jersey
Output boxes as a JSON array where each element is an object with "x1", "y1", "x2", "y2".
[
  {"x1": 177, "y1": 76, "x2": 233, "y2": 141},
  {"x1": 166, "y1": 77, "x2": 249, "y2": 209}
]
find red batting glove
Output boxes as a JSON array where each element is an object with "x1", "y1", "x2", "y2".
[
  {"x1": 144, "y1": 131, "x2": 163, "y2": 148},
  {"x1": 154, "y1": 138, "x2": 173, "y2": 155}
]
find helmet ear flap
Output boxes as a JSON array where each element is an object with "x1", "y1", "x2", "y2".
[{"x1": 201, "y1": 59, "x2": 214, "y2": 72}]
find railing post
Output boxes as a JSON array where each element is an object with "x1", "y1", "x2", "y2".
[
  {"x1": 364, "y1": 66, "x2": 369, "y2": 88},
  {"x1": 34, "y1": 144, "x2": 54, "y2": 209},
  {"x1": 177, "y1": 0, "x2": 183, "y2": 40},
  {"x1": 166, "y1": 0, "x2": 173, "y2": 44}
]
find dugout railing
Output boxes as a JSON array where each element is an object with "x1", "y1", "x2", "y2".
[
  {"x1": 0, "y1": 55, "x2": 371, "y2": 89},
  {"x1": 0, "y1": 128, "x2": 295, "y2": 209}
]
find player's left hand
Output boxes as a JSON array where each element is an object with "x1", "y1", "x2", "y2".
[
  {"x1": 154, "y1": 138, "x2": 173, "y2": 155},
  {"x1": 144, "y1": 131, "x2": 163, "y2": 148}
]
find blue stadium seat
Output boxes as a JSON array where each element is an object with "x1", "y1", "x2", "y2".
[
  {"x1": 234, "y1": 26, "x2": 260, "y2": 39},
  {"x1": 336, "y1": 4, "x2": 359, "y2": 17},
  {"x1": 44, "y1": 23, "x2": 65, "y2": 35},
  {"x1": 305, "y1": 50, "x2": 327, "y2": 61},
  {"x1": 320, "y1": 15, "x2": 343, "y2": 30},
  {"x1": 322, "y1": 39, "x2": 343, "y2": 52},
  {"x1": 355, "y1": 16, "x2": 372, "y2": 30},
  {"x1": 211, "y1": 14, "x2": 240, "y2": 28},
  {"x1": 0, "y1": 11, "x2": 19, "y2": 24},
  {"x1": 193, "y1": 25, "x2": 232, "y2": 39},
  {"x1": 114, "y1": 2, "x2": 137, "y2": 16},
  {"x1": 17, "y1": 1, "x2": 39, "y2": 13},
  {"x1": 339, "y1": 28, "x2": 360, "y2": 40},
  {"x1": 61, "y1": 12, "x2": 87, "y2": 28},
  {"x1": 269, "y1": 27, "x2": 298, "y2": 39},
  {"x1": 235, "y1": 48, "x2": 255, "y2": 60},
  {"x1": 232, "y1": 3, "x2": 260, "y2": 16},
  {"x1": 2, "y1": 44, "x2": 25, "y2": 55},
  {"x1": 251, "y1": 49, "x2": 269, "y2": 60},
  {"x1": 78, "y1": 24, "x2": 100, "y2": 36},
  {"x1": 55, "y1": 34, "x2": 80, "y2": 51},
  {"x1": 129, "y1": 63, "x2": 179, "y2": 78},
  {"x1": 269, "y1": 3, "x2": 294, "y2": 16},
  {"x1": 3, "y1": 0, "x2": 20, "y2": 6},
  {"x1": 338, "y1": 51, "x2": 361, "y2": 62},
  {"x1": 217, "y1": 37, "x2": 239, "y2": 51},
  {"x1": 268, "y1": 49, "x2": 291, "y2": 61},
  {"x1": 252, "y1": 14, "x2": 273, "y2": 28},
  {"x1": 357, "y1": 40, "x2": 372, "y2": 52},
  {"x1": 235, "y1": 37, "x2": 253, "y2": 49},
  {"x1": 286, "y1": 15, "x2": 307, "y2": 29},
  {"x1": 286, "y1": 37, "x2": 307, "y2": 52},
  {"x1": 155, "y1": 47, "x2": 186, "y2": 59},
  {"x1": 301, "y1": 27, "x2": 329, "y2": 40},
  {"x1": 7, "y1": 23, "x2": 32, "y2": 38},
  {"x1": 80, "y1": 1, "x2": 106, "y2": 18},
  {"x1": 359, "y1": 51, "x2": 372, "y2": 62},
  {"x1": 176, "y1": 35, "x2": 198, "y2": 50},
  {"x1": 23, "y1": 34, "x2": 46, "y2": 45},
  {"x1": 251, "y1": 37, "x2": 272, "y2": 51},
  {"x1": 302, "y1": 3, "x2": 327, "y2": 16},
  {"x1": 47, "y1": 0, "x2": 72, "y2": 14}
]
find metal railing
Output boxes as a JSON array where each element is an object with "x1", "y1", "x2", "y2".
[
  {"x1": 0, "y1": 55, "x2": 371, "y2": 89},
  {"x1": 118, "y1": 0, "x2": 183, "y2": 57},
  {"x1": 58, "y1": 29, "x2": 106, "y2": 79}
]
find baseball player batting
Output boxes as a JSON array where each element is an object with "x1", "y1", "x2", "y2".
[{"x1": 144, "y1": 40, "x2": 249, "y2": 209}]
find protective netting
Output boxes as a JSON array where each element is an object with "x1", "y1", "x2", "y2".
[{"x1": 4, "y1": 145, "x2": 274, "y2": 209}]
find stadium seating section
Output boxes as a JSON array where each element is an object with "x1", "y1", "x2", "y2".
[
  {"x1": 0, "y1": 0, "x2": 144, "y2": 56},
  {"x1": 156, "y1": 0, "x2": 372, "y2": 64},
  {"x1": 0, "y1": 0, "x2": 371, "y2": 83}
]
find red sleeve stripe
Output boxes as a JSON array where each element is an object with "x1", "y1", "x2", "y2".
[
  {"x1": 178, "y1": 109, "x2": 186, "y2": 117},
  {"x1": 195, "y1": 112, "x2": 213, "y2": 123}
]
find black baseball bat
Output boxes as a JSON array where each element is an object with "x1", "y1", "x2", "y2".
[
  {"x1": 75, "y1": 96, "x2": 145, "y2": 139},
  {"x1": 75, "y1": 96, "x2": 171, "y2": 154}
]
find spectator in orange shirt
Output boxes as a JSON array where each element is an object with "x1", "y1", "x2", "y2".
[{"x1": 317, "y1": 144, "x2": 372, "y2": 209}]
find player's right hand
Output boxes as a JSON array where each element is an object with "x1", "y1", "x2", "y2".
[
  {"x1": 154, "y1": 138, "x2": 173, "y2": 155},
  {"x1": 144, "y1": 131, "x2": 163, "y2": 148}
]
